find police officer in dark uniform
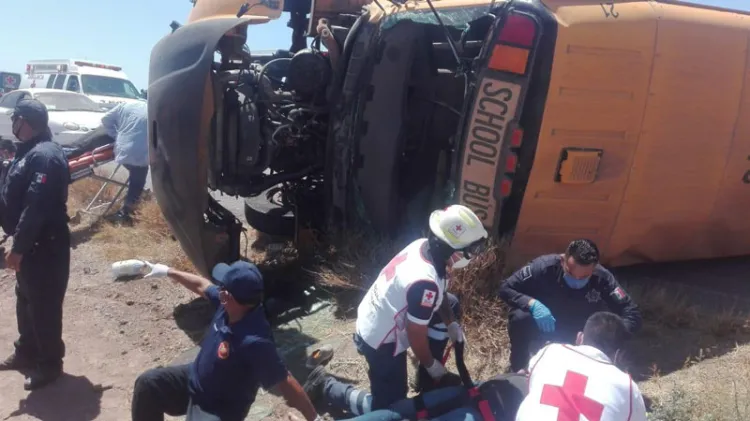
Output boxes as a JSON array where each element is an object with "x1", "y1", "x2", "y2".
[
  {"x1": 0, "y1": 99, "x2": 71, "y2": 390},
  {"x1": 499, "y1": 239, "x2": 642, "y2": 372}
]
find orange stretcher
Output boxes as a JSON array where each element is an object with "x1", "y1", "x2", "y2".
[{"x1": 67, "y1": 144, "x2": 129, "y2": 218}]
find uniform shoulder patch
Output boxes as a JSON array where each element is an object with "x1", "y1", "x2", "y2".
[
  {"x1": 611, "y1": 286, "x2": 628, "y2": 302},
  {"x1": 34, "y1": 172, "x2": 47, "y2": 184},
  {"x1": 520, "y1": 265, "x2": 532, "y2": 280},
  {"x1": 420, "y1": 289, "x2": 437, "y2": 308}
]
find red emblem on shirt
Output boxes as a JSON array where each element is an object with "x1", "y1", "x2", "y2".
[{"x1": 217, "y1": 341, "x2": 230, "y2": 360}]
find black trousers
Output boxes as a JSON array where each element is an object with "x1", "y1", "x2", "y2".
[
  {"x1": 14, "y1": 229, "x2": 70, "y2": 371},
  {"x1": 507, "y1": 309, "x2": 578, "y2": 372},
  {"x1": 131, "y1": 364, "x2": 249, "y2": 421}
]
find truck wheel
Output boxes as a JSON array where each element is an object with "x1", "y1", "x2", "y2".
[{"x1": 244, "y1": 187, "x2": 295, "y2": 237}]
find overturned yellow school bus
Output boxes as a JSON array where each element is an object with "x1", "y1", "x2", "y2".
[{"x1": 147, "y1": 0, "x2": 750, "y2": 276}]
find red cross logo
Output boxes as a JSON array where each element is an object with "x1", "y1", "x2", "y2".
[
  {"x1": 425, "y1": 291, "x2": 434, "y2": 300},
  {"x1": 540, "y1": 371, "x2": 604, "y2": 421},
  {"x1": 455, "y1": 225, "x2": 463, "y2": 232},
  {"x1": 382, "y1": 253, "x2": 408, "y2": 282}
]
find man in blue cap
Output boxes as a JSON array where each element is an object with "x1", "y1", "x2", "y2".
[
  {"x1": 0, "y1": 98, "x2": 71, "y2": 390},
  {"x1": 130, "y1": 260, "x2": 320, "y2": 421}
]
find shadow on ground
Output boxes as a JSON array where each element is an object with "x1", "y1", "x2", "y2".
[
  {"x1": 4, "y1": 374, "x2": 111, "y2": 421},
  {"x1": 614, "y1": 256, "x2": 750, "y2": 381}
]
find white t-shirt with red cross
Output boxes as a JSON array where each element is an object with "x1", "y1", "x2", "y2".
[
  {"x1": 515, "y1": 343, "x2": 647, "y2": 421},
  {"x1": 356, "y1": 239, "x2": 446, "y2": 356}
]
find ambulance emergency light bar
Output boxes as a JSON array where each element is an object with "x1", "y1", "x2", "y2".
[
  {"x1": 73, "y1": 61, "x2": 123, "y2": 71},
  {"x1": 26, "y1": 61, "x2": 122, "y2": 74}
]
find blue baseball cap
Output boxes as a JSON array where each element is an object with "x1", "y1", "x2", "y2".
[
  {"x1": 12, "y1": 98, "x2": 49, "y2": 130},
  {"x1": 211, "y1": 260, "x2": 264, "y2": 305}
]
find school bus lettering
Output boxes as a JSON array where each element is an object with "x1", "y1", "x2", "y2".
[
  {"x1": 459, "y1": 78, "x2": 522, "y2": 226},
  {"x1": 461, "y1": 181, "x2": 492, "y2": 221}
]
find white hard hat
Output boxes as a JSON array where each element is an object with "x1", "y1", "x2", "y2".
[{"x1": 428, "y1": 204, "x2": 488, "y2": 250}]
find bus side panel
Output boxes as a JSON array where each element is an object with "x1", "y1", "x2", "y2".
[
  {"x1": 507, "y1": 2, "x2": 657, "y2": 267},
  {"x1": 607, "y1": 4, "x2": 749, "y2": 265},
  {"x1": 710, "y1": 44, "x2": 750, "y2": 256}
]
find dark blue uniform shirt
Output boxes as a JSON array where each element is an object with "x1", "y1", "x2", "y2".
[
  {"x1": 499, "y1": 254, "x2": 642, "y2": 334},
  {"x1": 0, "y1": 135, "x2": 69, "y2": 254},
  {"x1": 189, "y1": 286, "x2": 288, "y2": 419}
]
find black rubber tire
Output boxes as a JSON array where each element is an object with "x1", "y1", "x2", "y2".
[{"x1": 244, "y1": 187, "x2": 295, "y2": 237}]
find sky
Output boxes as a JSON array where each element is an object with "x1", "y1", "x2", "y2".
[{"x1": 1, "y1": 0, "x2": 748, "y2": 91}]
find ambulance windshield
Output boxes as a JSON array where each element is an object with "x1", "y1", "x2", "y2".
[{"x1": 81, "y1": 75, "x2": 141, "y2": 100}]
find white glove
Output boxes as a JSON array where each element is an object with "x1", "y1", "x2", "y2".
[
  {"x1": 425, "y1": 359, "x2": 447, "y2": 380},
  {"x1": 447, "y1": 321, "x2": 465, "y2": 344},
  {"x1": 143, "y1": 261, "x2": 170, "y2": 278}
]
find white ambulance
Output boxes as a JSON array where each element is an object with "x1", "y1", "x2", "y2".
[{"x1": 23, "y1": 59, "x2": 145, "y2": 110}]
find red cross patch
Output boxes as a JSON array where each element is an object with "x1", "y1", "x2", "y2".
[
  {"x1": 541, "y1": 370, "x2": 604, "y2": 421},
  {"x1": 421, "y1": 289, "x2": 436, "y2": 308}
]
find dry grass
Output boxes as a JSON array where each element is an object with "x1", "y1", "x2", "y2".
[{"x1": 67, "y1": 176, "x2": 194, "y2": 272}]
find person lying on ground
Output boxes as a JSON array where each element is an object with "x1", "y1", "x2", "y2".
[
  {"x1": 303, "y1": 366, "x2": 528, "y2": 421},
  {"x1": 515, "y1": 311, "x2": 647, "y2": 421},
  {"x1": 130, "y1": 260, "x2": 320, "y2": 421},
  {"x1": 499, "y1": 238, "x2": 642, "y2": 372},
  {"x1": 306, "y1": 205, "x2": 489, "y2": 416}
]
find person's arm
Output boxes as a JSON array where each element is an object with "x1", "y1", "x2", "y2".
[
  {"x1": 275, "y1": 374, "x2": 319, "y2": 421},
  {"x1": 253, "y1": 340, "x2": 318, "y2": 421},
  {"x1": 10, "y1": 153, "x2": 65, "y2": 257},
  {"x1": 405, "y1": 280, "x2": 441, "y2": 369},
  {"x1": 100, "y1": 104, "x2": 122, "y2": 137},
  {"x1": 498, "y1": 258, "x2": 544, "y2": 310},
  {"x1": 629, "y1": 381, "x2": 648, "y2": 421},
  {"x1": 598, "y1": 269, "x2": 642, "y2": 334},
  {"x1": 166, "y1": 268, "x2": 214, "y2": 298}
]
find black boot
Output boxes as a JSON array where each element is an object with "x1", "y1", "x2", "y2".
[
  {"x1": 303, "y1": 366, "x2": 329, "y2": 405},
  {"x1": 24, "y1": 367, "x2": 62, "y2": 390},
  {"x1": 0, "y1": 353, "x2": 35, "y2": 371}
]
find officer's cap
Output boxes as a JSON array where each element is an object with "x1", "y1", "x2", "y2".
[
  {"x1": 211, "y1": 260, "x2": 264, "y2": 305},
  {"x1": 12, "y1": 99, "x2": 49, "y2": 130}
]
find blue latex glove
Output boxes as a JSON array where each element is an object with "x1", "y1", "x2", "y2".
[{"x1": 530, "y1": 300, "x2": 556, "y2": 333}]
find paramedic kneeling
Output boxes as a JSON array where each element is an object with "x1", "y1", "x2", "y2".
[
  {"x1": 131, "y1": 261, "x2": 319, "y2": 421},
  {"x1": 499, "y1": 239, "x2": 642, "y2": 372},
  {"x1": 0, "y1": 99, "x2": 71, "y2": 391},
  {"x1": 515, "y1": 312, "x2": 648, "y2": 421},
  {"x1": 304, "y1": 205, "x2": 488, "y2": 415}
]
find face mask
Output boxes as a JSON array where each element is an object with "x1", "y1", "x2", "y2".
[
  {"x1": 563, "y1": 273, "x2": 590, "y2": 289},
  {"x1": 11, "y1": 119, "x2": 22, "y2": 139}
]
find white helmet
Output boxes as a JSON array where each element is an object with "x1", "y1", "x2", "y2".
[{"x1": 429, "y1": 205, "x2": 488, "y2": 268}]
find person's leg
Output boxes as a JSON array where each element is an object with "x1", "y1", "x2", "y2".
[
  {"x1": 507, "y1": 308, "x2": 539, "y2": 372},
  {"x1": 18, "y1": 234, "x2": 71, "y2": 389},
  {"x1": 337, "y1": 385, "x2": 469, "y2": 421},
  {"x1": 122, "y1": 164, "x2": 149, "y2": 214},
  {"x1": 0, "y1": 279, "x2": 37, "y2": 370},
  {"x1": 417, "y1": 292, "x2": 462, "y2": 392},
  {"x1": 184, "y1": 399, "x2": 224, "y2": 421},
  {"x1": 131, "y1": 364, "x2": 192, "y2": 421},
  {"x1": 307, "y1": 338, "x2": 407, "y2": 415}
]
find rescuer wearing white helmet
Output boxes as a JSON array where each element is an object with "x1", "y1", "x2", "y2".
[{"x1": 302, "y1": 205, "x2": 489, "y2": 416}]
